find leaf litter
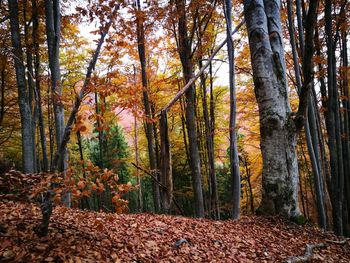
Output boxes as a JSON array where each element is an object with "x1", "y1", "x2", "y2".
[{"x1": 0, "y1": 201, "x2": 349, "y2": 262}]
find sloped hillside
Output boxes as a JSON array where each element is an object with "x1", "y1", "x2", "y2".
[{"x1": 0, "y1": 201, "x2": 349, "y2": 262}]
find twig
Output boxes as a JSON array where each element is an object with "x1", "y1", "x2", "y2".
[{"x1": 285, "y1": 243, "x2": 326, "y2": 263}]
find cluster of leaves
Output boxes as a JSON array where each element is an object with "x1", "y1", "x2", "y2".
[
  {"x1": 67, "y1": 161, "x2": 133, "y2": 213},
  {"x1": 0, "y1": 163, "x2": 132, "y2": 213},
  {"x1": 0, "y1": 170, "x2": 63, "y2": 202},
  {"x1": 0, "y1": 201, "x2": 349, "y2": 262}
]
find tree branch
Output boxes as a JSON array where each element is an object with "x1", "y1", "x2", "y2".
[{"x1": 158, "y1": 19, "x2": 245, "y2": 115}]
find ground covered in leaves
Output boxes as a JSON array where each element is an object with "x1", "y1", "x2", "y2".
[{"x1": 0, "y1": 201, "x2": 349, "y2": 262}]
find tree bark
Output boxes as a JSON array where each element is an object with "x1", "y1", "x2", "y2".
[
  {"x1": 33, "y1": 0, "x2": 49, "y2": 172},
  {"x1": 134, "y1": 115, "x2": 143, "y2": 212},
  {"x1": 199, "y1": 59, "x2": 218, "y2": 219},
  {"x1": 286, "y1": 0, "x2": 326, "y2": 229},
  {"x1": 0, "y1": 65, "x2": 5, "y2": 126},
  {"x1": 175, "y1": 0, "x2": 204, "y2": 217},
  {"x1": 225, "y1": 0, "x2": 240, "y2": 220},
  {"x1": 325, "y1": 0, "x2": 344, "y2": 236},
  {"x1": 135, "y1": 0, "x2": 161, "y2": 212},
  {"x1": 8, "y1": 0, "x2": 35, "y2": 173},
  {"x1": 340, "y1": 31, "x2": 350, "y2": 235},
  {"x1": 244, "y1": 0, "x2": 300, "y2": 217},
  {"x1": 44, "y1": 0, "x2": 65, "y2": 171}
]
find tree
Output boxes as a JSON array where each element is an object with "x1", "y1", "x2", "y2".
[
  {"x1": 286, "y1": 0, "x2": 327, "y2": 229},
  {"x1": 243, "y1": 0, "x2": 318, "y2": 217},
  {"x1": 8, "y1": 0, "x2": 35, "y2": 173},
  {"x1": 90, "y1": 124, "x2": 129, "y2": 181},
  {"x1": 135, "y1": 0, "x2": 161, "y2": 212},
  {"x1": 224, "y1": 0, "x2": 240, "y2": 220},
  {"x1": 45, "y1": 0, "x2": 66, "y2": 171},
  {"x1": 173, "y1": 0, "x2": 205, "y2": 218}
]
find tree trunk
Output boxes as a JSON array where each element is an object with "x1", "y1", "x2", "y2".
[
  {"x1": 44, "y1": 0, "x2": 65, "y2": 171},
  {"x1": 286, "y1": 0, "x2": 326, "y2": 228},
  {"x1": 135, "y1": 0, "x2": 161, "y2": 212},
  {"x1": 340, "y1": 31, "x2": 350, "y2": 235},
  {"x1": 325, "y1": 0, "x2": 344, "y2": 236},
  {"x1": 175, "y1": 0, "x2": 204, "y2": 217},
  {"x1": 95, "y1": 90, "x2": 104, "y2": 168},
  {"x1": 8, "y1": 0, "x2": 35, "y2": 173},
  {"x1": 225, "y1": 0, "x2": 240, "y2": 220},
  {"x1": 243, "y1": 0, "x2": 300, "y2": 217},
  {"x1": 199, "y1": 59, "x2": 218, "y2": 219},
  {"x1": 33, "y1": 0, "x2": 49, "y2": 171},
  {"x1": 0, "y1": 65, "x2": 5, "y2": 126},
  {"x1": 134, "y1": 115, "x2": 143, "y2": 212}
]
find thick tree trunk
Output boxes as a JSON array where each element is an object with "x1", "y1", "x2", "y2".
[
  {"x1": 225, "y1": 0, "x2": 240, "y2": 220},
  {"x1": 243, "y1": 0, "x2": 300, "y2": 217},
  {"x1": 135, "y1": 0, "x2": 161, "y2": 212},
  {"x1": 175, "y1": 0, "x2": 204, "y2": 217},
  {"x1": 8, "y1": 0, "x2": 35, "y2": 173}
]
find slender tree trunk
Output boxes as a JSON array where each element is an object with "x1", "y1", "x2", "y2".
[
  {"x1": 225, "y1": 0, "x2": 240, "y2": 220},
  {"x1": 45, "y1": 0, "x2": 65, "y2": 171},
  {"x1": 295, "y1": 0, "x2": 304, "y2": 59},
  {"x1": 134, "y1": 115, "x2": 143, "y2": 212},
  {"x1": 23, "y1": 0, "x2": 38, "y2": 172},
  {"x1": 8, "y1": 0, "x2": 35, "y2": 173},
  {"x1": 178, "y1": 83, "x2": 190, "y2": 163},
  {"x1": 33, "y1": 0, "x2": 49, "y2": 171},
  {"x1": 315, "y1": 28, "x2": 332, "y2": 198},
  {"x1": 175, "y1": 0, "x2": 204, "y2": 217},
  {"x1": 325, "y1": 0, "x2": 344, "y2": 236},
  {"x1": 298, "y1": 164, "x2": 307, "y2": 217},
  {"x1": 0, "y1": 65, "x2": 5, "y2": 126},
  {"x1": 340, "y1": 31, "x2": 349, "y2": 235},
  {"x1": 243, "y1": 156, "x2": 254, "y2": 213},
  {"x1": 76, "y1": 128, "x2": 84, "y2": 172},
  {"x1": 135, "y1": 0, "x2": 161, "y2": 212},
  {"x1": 286, "y1": 0, "x2": 326, "y2": 229},
  {"x1": 95, "y1": 89, "x2": 104, "y2": 168},
  {"x1": 47, "y1": 83, "x2": 54, "y2": 169},
  {"x1": 199, "y1": 59, "x2": 218, "y2": 219}
]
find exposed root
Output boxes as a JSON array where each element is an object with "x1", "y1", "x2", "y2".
[{"x1": 285, "y1": 243, "x2": 326, "y2": 263}]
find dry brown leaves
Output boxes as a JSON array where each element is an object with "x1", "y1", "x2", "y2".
[{"x1": 0, "y1": 201, "x2": 349, "y2": 262}]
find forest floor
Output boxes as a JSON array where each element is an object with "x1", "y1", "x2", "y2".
[{"x1": 0, "y1": 201, "x2": 349, "y2": 262}]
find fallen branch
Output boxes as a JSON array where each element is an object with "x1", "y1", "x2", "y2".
[
  {"x1": 158, "y1": 19, "x2": 245, "y2": 114},
  {"x1": 285, "y1": 243, "x2": 326, "y2": 263},
  {"x1": 325, "y1": 239, "x2": 348, "y2": 245},
  {"x1": 131, "y1": 162, "x2": 185, "y2": 216}
]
